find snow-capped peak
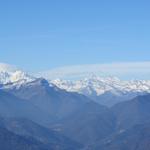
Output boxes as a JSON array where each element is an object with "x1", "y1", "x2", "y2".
[
  {"x1": 0, "y1": 63, "x2": 35, "y2": 84},
  {"x1": 50, "y1": 75, "x2": 150, "y2": 97},
  {"x1": 1, "y1": 63, "x2": 150, "y2": 102}
]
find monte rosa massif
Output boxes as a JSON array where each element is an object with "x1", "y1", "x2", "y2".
[
  {"x1": 1, "y1": 63, "x2": 150, "y2": 150},
  {"x1": 0, "y1": 63, "x2": 150, "y2": 106}
]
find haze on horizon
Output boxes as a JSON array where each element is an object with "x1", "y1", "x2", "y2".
[
  {"x1": 0, "y1": 0, "x2": 150, "y2": 79},
  {"x1": 0, "y1": 62, "x2": 150, "y2": 80}
]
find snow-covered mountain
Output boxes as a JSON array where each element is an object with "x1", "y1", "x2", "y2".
[
  {"x1": 51, "y1": 75, "x2": 150, "y2": 96},
  {"x1": 51, "y1": 75, "x2": 150, "y2": 106},
  {"x1": 0, "y1": 63, "x2": 35, "y2": 85},
  {"x1": 1, "y1": 63, "x2": 150, "y2": 106}
]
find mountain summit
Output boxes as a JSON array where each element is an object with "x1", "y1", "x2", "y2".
[
  {"x1": 51, "y1": 76, "x2": 150, "y2": 106},
  {"x1": 0, "y1": 63, "x2": 34, "y2": 84},
  {"x1": 1, "y1": 63, "x2": 150, "y2": 106}
]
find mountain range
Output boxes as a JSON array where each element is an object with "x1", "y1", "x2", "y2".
[
  {"x1": 0, "y1": 63, "x2": 150, "y2": 106},
  {"x1": 0, "y1": 63, "x2": 150, "y2": 149},
  {"x1": 51, "y1": 76, "x2": 150, "y2": 106}
]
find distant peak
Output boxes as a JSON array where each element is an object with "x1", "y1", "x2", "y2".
[
  {"x1": 35, "y1": 78, "x2": 49, "y2": 84},
  {"x1": 0, "y1": 63, "x2": 34, "y2": 84},
  {"x1": 28, "y1": 78, "x2": 50, "y2": 87},
  {"x1": 51, "y1": 76, "x2": 150, "y2": 97}
]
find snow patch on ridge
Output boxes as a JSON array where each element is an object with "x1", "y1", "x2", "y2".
[
  {"x1": 0, "y1": 63, "x2": 34, "y2": 84},
  {"x1": 50, "y1": 75, "x2": 150, "y2": 97}
]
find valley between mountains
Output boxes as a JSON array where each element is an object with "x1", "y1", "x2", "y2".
[{"x1": 0, "y1": 63, "x2": 150, "y2": 150}]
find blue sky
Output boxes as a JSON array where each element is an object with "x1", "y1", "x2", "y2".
[{"x1": 0, "y1": 0, "x2": 150, "y2": 76}]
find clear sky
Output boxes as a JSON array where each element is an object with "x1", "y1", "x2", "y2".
[{"x1": 0, "y1": 0, "x2": 150, "y2": 73}]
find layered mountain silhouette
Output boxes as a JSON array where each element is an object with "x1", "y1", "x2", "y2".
[
  {"x1": 0, "y1": 89, "x2": 51, "y2": 125},
  {"x1": 0, "y1": 126, "x2": 48, "y2": 150},
  {"x1": 86, "y1": 94, "x2": 150, "y2": 149},
  {"x1": 51, "y1": 101, "x2": 116, "y2": 145},
  {"x1": 4, "y1": 78, "x2": 92, "y2": 121},
  {"x1": 0, "y1": 116, "x2": 82, "y2": 150},
  {"x1": 87, "y1": 123, "x2": 150, "y2": 150},
  {"x1": 0, "y1": 77, "x2": 150, "y2": 149},
  {"x1": 111, "y1": 94, "x2": 150, "y2": 130}
]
